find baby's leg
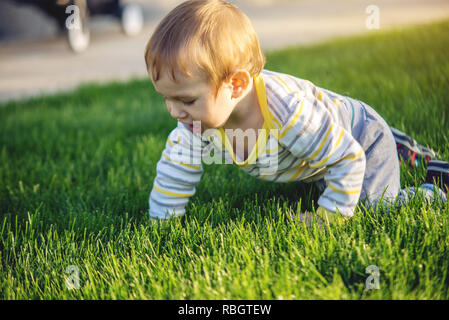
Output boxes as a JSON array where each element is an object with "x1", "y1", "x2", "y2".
[
  {"x1": 396, "y1": 185, "x2": 446, "y2": 208},
  {"x1": 390, "y1": 127, "x2": 437, "y2": 168},
  {"x1": 394, "y1": 161, "x2": 448, "y2": 209},
  {"x1": 349, "y1": 98, "x2": 401, "y2": 210},
  {"x1": 361, "y1": 162, "x2": 448, "y2": 213},
  {"x1": 347, "y1": 98, "x2": 447, "y2": 213}
]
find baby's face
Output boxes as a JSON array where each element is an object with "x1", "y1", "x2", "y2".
[{"x1": 151, "y1": 67, "x2": 236, "y2": 133}]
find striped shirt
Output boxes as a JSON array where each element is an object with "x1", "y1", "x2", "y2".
[{"x1": 149, "y1": 69, "x2": 366, "y2": 219}]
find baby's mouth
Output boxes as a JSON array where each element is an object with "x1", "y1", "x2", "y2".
[{"x1": 184, "y1": 121, "x2": 208, "y2": 134}]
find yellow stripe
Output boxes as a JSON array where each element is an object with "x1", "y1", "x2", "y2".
[
  {"x1": 254, "y1": 75, "x2": 280, "y2": 130},
  {"x1": 310, "y1": 128, "x2": 345, "y2": 168},
  {"x1": 277, "y1": 74, "x2": 306, "y2": 102},
  {"x1": 279, "y1": 100, "x2": 304, "y2": 139},
  {"x1": 288, "y1": 162, "x2": 308, "y2": 182},
  {"x1": 154, "y1": 185, "x2": 194, "y2": 197},
  {"x1": 333, "y1": 99, "x2": 340, "y2": 107},
  {"x1": 308, "y1": 123, "x2": 334, "y2": 160},
  {"x1": 318, "y1": 90, "x2": 323, "y2": 101},
  {"x1": 275, "y1": 75, "x2": 293, "y2": 92},
  {"x1": 332, "y1": 149, "x2": 364, "y2": 166},
  {"x1": 266, "y1": 143, "x2": 281, "y2": 153},
  {"x1": 271, "y1": 112, "x2": 282, "y2": 130},
  {"x1": 167, "y1": 138, "x2": 173, "y2": 147},
  {"x1": 275, "y1": 74, "x2": 318, "y2": 139},
  {"x1": 328, "y1": 182, "x2": 361, "y2": 195},
  {"x1": 162, "y1": 153, "x2": 201, "y2": 170}
]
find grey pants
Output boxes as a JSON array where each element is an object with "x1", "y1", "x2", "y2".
[
  {"x1": 317, "y1": 97, "x2": 446, "y2": 212},
  {"x1": 349, "y1": 97, "x2": 401, "y2": 204}
]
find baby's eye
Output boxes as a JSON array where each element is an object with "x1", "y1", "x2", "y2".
[{"x1": 183, "y1": 100, "x2": 196, "y2": 106}]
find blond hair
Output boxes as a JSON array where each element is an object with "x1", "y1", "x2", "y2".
[{"x1": 144, "y1": 0, "x2": 265, "y2": 94}]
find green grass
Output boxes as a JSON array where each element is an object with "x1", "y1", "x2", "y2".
[{"x1": 1, "y1": 19, "x2": 449, "y2": 299}]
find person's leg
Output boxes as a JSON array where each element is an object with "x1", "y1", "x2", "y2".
[
  {"x1": 396, "y1": 160, "x2": 448, "y2": 206},
  {"x1": 390, "y1": 127, "x2": 437, "y2": 168},
  {"x1": 348, "y1": 98, "x2": 401, "y2": 211},
  {"x1": 425, "y1": 160, "x2": 449, "y2": 193},
  {"x1": 360, "y1": 133, "x2": 447, "y2": 211},
  {"x1": 349, "y1": 99, "x2": 447, "y2": 213}
]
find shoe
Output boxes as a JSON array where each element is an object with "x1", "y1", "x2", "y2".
[
  {"x1": 121, "y1": 4, "x2": 144, "y2": 36},
  {"x1": 425, "y1": 160, "x2": 449, "y2": 195},
  {"x1": 391, "y1": 127, "x2": 437, "y2": 168},
  {"x1": 66, "y1": 1, "x2": 90, "y2": 53}
]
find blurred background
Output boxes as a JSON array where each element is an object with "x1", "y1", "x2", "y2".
[{"x1": 1, "y1": 0, "x2": 449, "y2": 103}]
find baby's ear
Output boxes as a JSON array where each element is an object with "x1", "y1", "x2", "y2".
[{"x1": 229, "y1": 69, "x2": 251, "y2": 97}]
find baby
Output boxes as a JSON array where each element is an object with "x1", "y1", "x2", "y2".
[{"x1": 144, "y1": 0, "x2": 448, "y2": 223}]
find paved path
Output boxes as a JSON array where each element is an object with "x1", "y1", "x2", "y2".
[{"x1": 1, "y1": 0, "x2": 449, "y2": 103}]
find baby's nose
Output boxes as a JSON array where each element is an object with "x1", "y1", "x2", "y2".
[{"x1": 168, "y1": 103, "x2": 187, "y2": 120}]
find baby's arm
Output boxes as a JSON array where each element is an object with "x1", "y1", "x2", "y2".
[
  {"x1": 279, "y1": 91, "x2": 366, "y2": 218},
  {"x1": 149, "y1": 122, "x2": 205, "y2": 219}
]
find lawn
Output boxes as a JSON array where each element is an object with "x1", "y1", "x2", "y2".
[{"x1": 1, "y1": 19, "x2": 449, "y2": 299}]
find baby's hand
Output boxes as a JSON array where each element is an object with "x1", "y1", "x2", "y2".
[
  {"x1": 295, "y1": 211, "x2": 321, "y2": 228},
  {"x1": 290, "y1": 206, "x2": 348, "y2": 228},
  {"x1": 315, "y1": 206, "x2": 349, "y2": 226}
]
